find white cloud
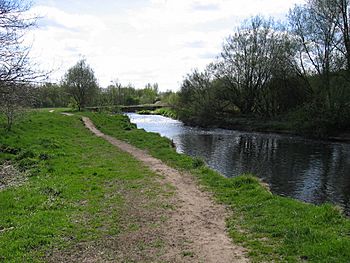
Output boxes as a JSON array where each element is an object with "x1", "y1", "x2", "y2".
[{"x1": 26, "y1": 0, "x2": 306, "y2": 91}]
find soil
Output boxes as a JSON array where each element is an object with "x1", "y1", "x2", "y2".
[
  {"x1": 61, "y1": 112, "x2": 74, "y2": 116},
  {"x1": 0, "y1": 163, "x2": 27, "y2": 191},
  {"x1": 81, "y1": 116, "x2": 248, "y2": 262}
]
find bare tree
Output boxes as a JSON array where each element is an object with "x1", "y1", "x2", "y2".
[
  {"x1": 0, "y1": 0, "x2": 40, "y2": 130},
  {"x1": 0, "y1": 84, "x2": 32, "y2": 130},
  {"x1": 289, "y1": 1, "x2": 340, "y2": 100},
  {"x1": 338, "y1": 1, "x2": 350, "y2": 71},
  {"x1": 216, "y1": 16, "x2": 296, "y2": 115}
]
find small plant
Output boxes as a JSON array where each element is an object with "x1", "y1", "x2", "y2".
[
  {"x1": 15, "y1": 150, "x2": 36, "y2": 160},
  {"x1": 153, "y1": 108, "x2": 178, "y2": 119},
  {"x1": 0, "y1": 144, "x2": 20, "y2": 155},
  {"x1": 182, "y1": 251, "x2": 194, "y2": 257},
  {"x1": 192, "y1": 157, "x2": 205, "y2": 168},
  {"x1": 136, "y1": 110, "x2": 152, "y2": 115}
]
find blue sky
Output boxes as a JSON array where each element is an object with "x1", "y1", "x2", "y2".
[{"x1": 27, "y1": 0, "x2": 305, "y2": 91}]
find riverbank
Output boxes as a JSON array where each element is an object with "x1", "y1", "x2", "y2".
[
  {"x1": 133, "y1": 108, "x2": 350, "y2": 143},
  {"x1": 136, "y1": 107, "x2": 177, "y2": 119},
  {"x1": 1, "y1": 110, "x2": 350, "y2": 262},
  {"x1": 181, "y1": 115, "x2": 350, "y2": 143},
  {"x1": 86, "y1": 111, "x2": 350, "y2": 262}
]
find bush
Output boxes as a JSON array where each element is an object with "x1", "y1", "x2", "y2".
[
  {"x1": 153, "y1": 108, "x2": 178, "y2": 119},
  {"x1": 289, "y1": 101, "x2": 350, "y2": 137}
]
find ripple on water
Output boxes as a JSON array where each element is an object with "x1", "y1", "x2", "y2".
[{"x1": 126, "y1": 113, "x2": 350, "y2": 215}]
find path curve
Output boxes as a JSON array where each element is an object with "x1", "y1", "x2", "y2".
[{"x1": 82, "y1": 117, "x2": 248, "y2": 263}]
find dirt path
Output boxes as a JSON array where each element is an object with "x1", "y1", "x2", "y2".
[
  {"x1": 82, "y1": 117, "x2": 248, "y2": 263},
  {"x1": 61, "y1": 112, "x2": 74, "y2": 116}
]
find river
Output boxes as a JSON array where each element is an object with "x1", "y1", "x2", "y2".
[{"x1": 127, "y1": 113, "x2": 350, "y2": 215}]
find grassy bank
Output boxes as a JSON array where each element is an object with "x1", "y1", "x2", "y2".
[
  {"x1": 85, "y1": 112, "x2": 350, "y2": 262},
  {"x1": 137, "y1": 108, "x2": 178, "y2": 119},
  {"x1": 0, "y1": 110, "x2": 174, "y2": 262}
]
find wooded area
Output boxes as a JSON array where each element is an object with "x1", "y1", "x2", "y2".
[{"x1": 176, "y1": 0, "x2": 350, "y2": 137}]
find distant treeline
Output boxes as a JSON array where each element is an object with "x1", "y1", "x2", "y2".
[
  {"x1": 176, "y1": 1, "x2": 350, "y2": 137},
  {"x1": 34, "y1": 81, "x2": 177, "y2": 109}
]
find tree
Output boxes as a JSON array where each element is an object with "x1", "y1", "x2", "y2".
[
  {"x1": 289, "y1": 0, "x2": 350, "y2": 114},
  {"x1": 62, "y1": 60, "x2": 99, "y2": 111},
  {"x1": 289, "y1": 2, "x2": 339, "y2": 100},
  {"x1": 177, "y1": 68, "x2": 225, "y2": 125},
  {"x1": 34, "y1": 83, "x2": 70, "y2": 108},
  {"x1": 0, "y1": 0, "x2": 39, "y2": 130},
  {"x1": 140, "y1": 83, "x2": 159, "y2": 104},
  {"x1": 217, "y1": 16, "x2": 298, "y2": 115},
  {"x1": 335, "y1": 0, "x2": 350, "y2": 71}
]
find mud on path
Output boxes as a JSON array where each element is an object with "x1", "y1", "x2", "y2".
[{"x1": 82, "y1": 117, "x2": 248, "y2": 263}]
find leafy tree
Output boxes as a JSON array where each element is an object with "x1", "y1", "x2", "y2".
[
  {"x1": 62, "y1": 60, "x2": 99, "y2": 111},
  {"x1": 160, "y1": 90, "x2": 179, "y2": 106},
  {"x1": 177, "y1": 69, "x2": 225, "y2": 125},
  {"x1": 34, "y1": 83, "x2": 70, "y2": 108},
  {"x1": 98, "y1": 82, "x2": 161, "y2": 107},
  {"x1": 140, "y1": 83, "x2": 159, "y2": 104}
]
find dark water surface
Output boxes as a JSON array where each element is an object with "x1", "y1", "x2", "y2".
[{"x1": 127, "y1": 113, "x2": 350, "y2": 215}]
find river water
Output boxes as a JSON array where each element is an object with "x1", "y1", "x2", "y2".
[{"x1": 127, "y1": 113, "x2": 350, "y2": 215}]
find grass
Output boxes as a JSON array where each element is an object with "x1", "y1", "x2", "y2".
[
  {"x1": 137, "y1": 107, "x2": 178, "y2": 119},
  {"x1": 84, "y1": 112, "x2": 350, "y2": 262},
  {"x1": 0, "y1": 110, "x2": 173, "y2": 262}
]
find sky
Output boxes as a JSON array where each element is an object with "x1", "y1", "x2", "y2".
[{"x1": 27, "y1": 0, "x2": 305, "y2": 91}]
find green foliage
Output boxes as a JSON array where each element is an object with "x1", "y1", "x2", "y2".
[
  {"x1": 140, "y1": 83, "x2": 158, "y2": 104},
  {"x1": 159, "y1": 91, "x2": 179, "y2": 106},
  {"x1": 153, "y1": 108, "x2": 177, "y2": 119},
  {"x1": 177, "y1": 69, "x2": 225, "y2": 126},
  {"x1": 289, "y1": 103, "x2": 335, "y2": 138},
  {"x1": 289, "y1": 100, "x2": 350, "y2": 138},
  {"x1": 136, "y1": 109, "x2": 152, "y2": 115},
  {"x1": 137, "y1": 108, "x2": 178, "y2": 119},
  {"x1": 33, "y1": 83, "x2": 70, "y2": 108},
  {"x1": 98, "y1": 82, "x2": 160, "y2": 107}
]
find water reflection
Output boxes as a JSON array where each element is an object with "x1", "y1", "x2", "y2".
[{"x1": 127, "y1": 113, "x2": 350, "y2": 215}]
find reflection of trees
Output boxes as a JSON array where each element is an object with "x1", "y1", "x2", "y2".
[
  {"x1": 176, "y1": 134, "x2": 217, "y2": 162},
  {"x1": 325, "y1": 146, "x2": 350, "y2": 214},
  {"x1": 176, "y1": 131, "x2": 350, "y2": 213},
  {"x1": 133, "y1": 114, "x2": 350, "y2": 212}
]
